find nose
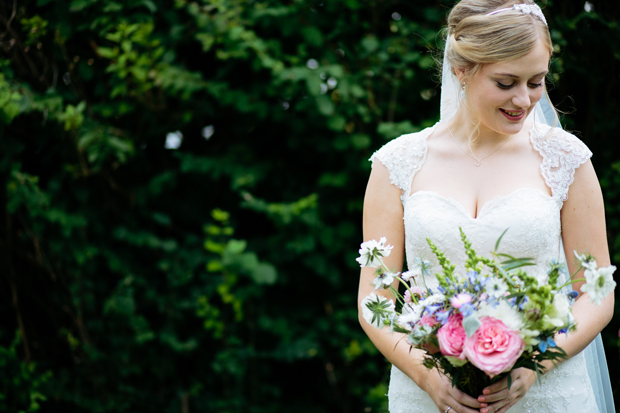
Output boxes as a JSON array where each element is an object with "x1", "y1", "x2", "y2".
[{"x1": 512, "y1": 85, "x2": 531, "y2": 109}]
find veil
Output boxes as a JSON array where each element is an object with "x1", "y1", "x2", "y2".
[{"x1": 439, "y1": 39, "x2": 615, "y2": 413}]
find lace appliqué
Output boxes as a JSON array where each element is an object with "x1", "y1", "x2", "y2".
[
  {"x1": 369, "y1": 125, "x2": 436, "y2": 205},
  {"x1": 530, "y1": 123, "x2": 592, "y2": 209}
]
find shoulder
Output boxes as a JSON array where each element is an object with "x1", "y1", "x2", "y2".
[
  {"x1": 530, "y1": 122, "x2": 592, "y2": 163},
  {"x1": 369, "y1": 125, "x2": 436, "y2": 192},
  {"x1": 530, "y1": 122, "x2": 593, "y2": 203}
]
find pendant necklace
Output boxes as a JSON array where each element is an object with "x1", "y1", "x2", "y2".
[{"x1": 447, "y1": 123, "x2": 514, "y2": 167}]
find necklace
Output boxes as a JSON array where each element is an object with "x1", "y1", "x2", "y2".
[{"x1": 447, "y1": 123, "x2": 514, "y2": 167}]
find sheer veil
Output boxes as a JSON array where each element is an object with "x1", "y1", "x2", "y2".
[{"x1": 439, "y1": 39, "x2": 615, "y2": 413}]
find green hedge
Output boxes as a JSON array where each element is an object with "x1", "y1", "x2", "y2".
[{"x1": 1, "y1": 0, "x2": 619, "y2": 411}]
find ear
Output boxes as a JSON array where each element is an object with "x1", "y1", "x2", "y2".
[{"x1": 454, "y1": 67, "x2": 466, "y2": 85}]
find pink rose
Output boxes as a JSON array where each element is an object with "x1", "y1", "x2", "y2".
[
  {"x1": 463, "y1": 317, "x2": 525, "y2": 377},
  {"x1": 437, "y1": 313, "x2": 466, "y2": 358},
  {"x1": 418, "y1": 314, "x2": 439, "y2": 328}
]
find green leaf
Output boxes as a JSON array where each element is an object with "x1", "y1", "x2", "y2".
[
  {"x1": 317, "y1": 95, "x2": 335, "y2": 116},
  {"x1": 361, "y1": 36, "x2": 379, "y2": 53},
  {"x1": 327, "y1": 115, "x2": 346, "y2": 131},
  {"x1": 463, "y1": 314, "x2": 481, "y2": 338},
  {"x1": 494, "y1": 228, "x2": 510, "y2": 251},
  {"x1": 225, "y1": 239, "x2": 247, "y2": 255},
  {"x1": 141, "y1": 0, "x2": 157, "y2": 12},
  {"x1": 250, "y1": 262, "x2": 277, "y2": 284}
]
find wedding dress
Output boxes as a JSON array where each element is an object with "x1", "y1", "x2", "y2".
[{"x1": 371, "y1": 121, "x2": 610, "y2": 412}]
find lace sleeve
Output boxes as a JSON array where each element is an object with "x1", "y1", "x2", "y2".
[
  {"x1": 530, "y1": 124, "x2": 593, "y2": 205},
  {"x1": 369, "y1": 129, "x2": 432, "y2": 201}
]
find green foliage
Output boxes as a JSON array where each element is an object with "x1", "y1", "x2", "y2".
[
  {"x1": 0, "y1": 0, "x2": 619, "y2": 412},
  {"x1": 0, "y1": 332, "x2": 51, "y2": 412}
]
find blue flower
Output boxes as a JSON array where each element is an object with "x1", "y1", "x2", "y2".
[
  {"x1": 518, "y1": 296, "x2": 529, "y2": 310},
  {"x1": 466, "y1": 271, "x2": 479, "y2": 284},
  {"x1": 559, "y1": 328, "x2": 568, "y2": 334},
  {"x1": 436, "y1": 310, "x2": 452, "y2": 325},
  {"x1": 459, "y1": 302, "x2": 475, "y2": 317},
  {"x1": 414, "y1": 257, "x2": 432, "y2": 277},
  {"x1": 567, "y1": 291, "x2": 578, "y2": 299},
  {"x1": 550, "y1": 259, "x2": 568, "y2": 275},
  {"x1": 538, "y1": 337, "x2": 557, "y2": 353},
  {"x1": 485, "y1": 297, "x2": 500, "y2": 308},
  {"x1": 424, "y1": 304, "x2": 441, "y2": 315}
]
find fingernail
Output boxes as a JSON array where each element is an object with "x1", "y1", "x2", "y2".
[
  {"x1": 478, "y1": 397, "x2": 485, "y2": 402},
  {"x1": 480, "y1": 403, "x2": 488, "y2": 408},
  {"x1": 481, "y1": 409, "x2": 489, "y2": 413},
  {"x1": 483, "y1": 389, "x2": 491, "y2": 395}
]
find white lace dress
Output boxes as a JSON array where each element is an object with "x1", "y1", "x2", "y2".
[{"x1": 370, "y1": 121, "x2": 599, "y2": 413}]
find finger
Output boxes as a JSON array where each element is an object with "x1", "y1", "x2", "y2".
[
  {"x1": 495, "y1": 399, "x2": 519, "y2": 413},
  {"x1": 451, "y1": 388, "x2": 484, "y2": 409},
  {"x1": 481, "y1": 377, "x2": 508, "y2": 395},
  {"x1": 444, "y1": 400, "x2": 483, "y2": 413},
  {"x1": 481, "y1": 394, "x2": 515, "y2": 413},
  {"x1": 477, "y1": 388, "x2": 509, "y2": 404}
]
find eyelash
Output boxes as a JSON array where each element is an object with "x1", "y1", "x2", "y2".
[{"x1": 496, "y1": 82, "x2": 544, "y2": 90}]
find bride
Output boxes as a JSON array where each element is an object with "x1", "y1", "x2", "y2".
[{"x1": 357, "y1": 1, "x2": 615, "y2": 412}]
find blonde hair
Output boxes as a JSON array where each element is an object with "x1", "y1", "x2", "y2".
[
  {"x1": 444, "y1": 1, "x2": 556, "y2": 135},
  {"x1": 446, "y1": 0, "x2": 552, "y2": 81}
]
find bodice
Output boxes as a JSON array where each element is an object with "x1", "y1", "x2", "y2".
[
  {"x1": 370, "y1": 121, "x2": 592, "y2": 288},
  {"x1": 405, "y1": 188, "x2": 560, "y2": 287}
]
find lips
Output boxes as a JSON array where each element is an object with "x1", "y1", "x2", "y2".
[{"x1": 500, "y1": 108, "x2": 525, "y2": 121}]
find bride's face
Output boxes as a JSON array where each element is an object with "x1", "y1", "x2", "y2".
[{"x1": 463, "y1": 39, "x2": 551, "y2": 136}]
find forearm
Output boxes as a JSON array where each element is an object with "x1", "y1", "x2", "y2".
[
  {"x1": 543, "y1": 291, "x2": 613, "y2": 371},
  {"x1": 358, "y1": 308, "x2": 432, "y2": 391}
]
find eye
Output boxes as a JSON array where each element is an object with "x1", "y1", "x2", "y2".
[
  {"x1": 528, "y1": 82, "x2": 544, "y2": 88},
  {"x1": 496, "y1": 82, "x2": 513, "y2": 89}
]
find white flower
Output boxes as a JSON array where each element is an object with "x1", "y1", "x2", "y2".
[
  {"x1": 398, "y1": 303, "x2": 424, "y2": 330},
  {"x1": 581, "y1": 265, "x2": 617, "y2": 306},
  {"x1": 550, "y1": 293, "x2": 572, "y2": 322},
  {"x1": 356, "y1": 237, "x2": 393, "y2": 267},
  {"x1": 485, "y1": 277, "x2": 508, "y2": 298},
  {"x1": 477, "y1": 299, "x2": 523, "y2": 332},
  {"x1": 420, "y1": 293, "x2": 446, "y2": 307},
  {"x1": 574, "y1": 250, "x2": 598, "y2": 271},
  {"x1": 361, "y1": 293, "x2": 395, "y2": 329},
  {"x1": 401, "y1": 268, "x2": 421, "y2": 283},
  {"x1": 373, "y1": 271, "x2": 398, "y2": 290},
  {"x1": 538, "y1": 291, "x2": 575, "y2": 330}
]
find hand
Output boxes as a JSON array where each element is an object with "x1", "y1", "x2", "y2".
[
  {"x1": 424, "y1": 368, "x2": 484, "y2": 413},
  {"x1": 476, "y1": 368, "x2": 537, "y2": 413}
]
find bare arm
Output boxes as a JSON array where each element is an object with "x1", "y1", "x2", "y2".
[
  {"x1": 554, "y1": 159, "x2": 614, "y2": 356},
  {"x1": 479, "y1": 160, "x2": 614, "y2": 413},
  {"x1": 358, "y1": 160, "x2": 482, "y2": 413}
]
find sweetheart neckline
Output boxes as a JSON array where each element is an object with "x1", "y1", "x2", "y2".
[{"x1": 407, "y1": 188, "x2": 556, "y2": 220}]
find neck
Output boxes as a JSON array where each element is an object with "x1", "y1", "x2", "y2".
[{"x1": 448, "y1": 107, "x2": 513, "y2": 147}]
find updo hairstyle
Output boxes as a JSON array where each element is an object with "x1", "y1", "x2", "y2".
[{"x1": 446, "y1": 0, "x2": 553, "y2": 87}]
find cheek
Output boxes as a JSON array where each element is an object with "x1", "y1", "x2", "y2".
[{"x1": 531, "y1": 88, "x2": 545, "y2": 105}]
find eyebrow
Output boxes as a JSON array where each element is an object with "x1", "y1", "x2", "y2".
[{"x1": 494, "y1": 71, "x2": 548, "y2": 78}]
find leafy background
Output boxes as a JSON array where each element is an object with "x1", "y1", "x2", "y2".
[{"x1": 1, "y1": 0, "x2": 619, "y2": 412}]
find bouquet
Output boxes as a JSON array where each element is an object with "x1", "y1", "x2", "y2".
[{"x1": 358, "y1": 229, "x2": 616, "y2": 396}]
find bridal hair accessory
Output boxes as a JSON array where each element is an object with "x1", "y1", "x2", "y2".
[
  {"x1": 447, "y1": 122, "x2": 514, "y2": 167},
  {"x1": 486, "y1": 4, "x2": 548, "y2": 27}
]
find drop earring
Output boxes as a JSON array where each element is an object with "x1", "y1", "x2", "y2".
[{"x1": 460, "y1": 82, "x2": 466, "y2": 100}]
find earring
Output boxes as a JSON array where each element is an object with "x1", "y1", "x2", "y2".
[{"x1": 460, "y1": 82, "x2": 466, "y2": 100}]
